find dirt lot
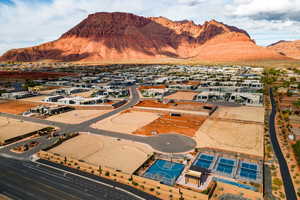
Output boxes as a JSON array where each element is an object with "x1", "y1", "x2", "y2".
[
  {"x1": 47, "y1": 110, "x2": 112, "y2": 124},
  {"x1": 195, "y1": 119, "x2": 264, "y2": 157},
  {"x1": 133, "y1": 114, "x2": 207, "y2": 137},
  {"x1": 0, "y1": 100, "x2": 42, "y2": 114},
  {"x1": 136, "y1": 100, "x2": 212, "y2": 112},
  {"x1": 164, "y1": 91, "x2": 198, "y2": 101},
  {"x1": 0, "y1": 116, "x2": 48, "y2": 142},
  {"x1": 91, "y1": 110, "x2": 160, "y2": 134},
  {"x1": 70, "y1": 90, "x2": 94, "y2": 98},
  {"x1": 139, "y1": 85, "x2": 166, "y2": 90},
  {"x1": 21, "y1": 95, "x2": 47, "y2": 102},
  {"x1": 49, "y1": 133, "x2": 153, "y2": 174},
  {"x1": 211, "y1": 106, "x2": 264, "y2": 123}
]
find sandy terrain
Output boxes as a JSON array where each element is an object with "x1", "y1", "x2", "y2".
[
  {"x1": 39, "y1": 89, "x2": 61, "y2": 95},
  {"x1": 22, "y1": 96, "x2": 48, "y2": 102},
  {"x1": 164, "y1": 91, "x2": 198, "y2": 101},
  {"x1": 91, "y1": 110, "x2": 160, "y2": 134},
  {"x1": 49, "y1": 134, "x2": 153, "y2": 174},
  {"x1": 136, "y1": 100, "x2": 212, "y2": 112},
  {"x1": 70, "y1": 90, "x2": 94, "y2": 98},
  {"x1": 46, "y1": 110, "x2": 112, "y2": 124},
  {"x1": 211, "y1": 106, "x2": 264, "y2": 123},
  {"x1": 211, "y1": 182, "x2": 263, "y2": 200},
  {"x1": 139, "y1": 85, "x2": 166, "y2": 90},
  {"x1": 0, "y1": 116, "x2": 48, "y2": 142},
  {"x1": 134, "y1": 114, "x2": 207, "y2": 137},
  {"x1": 195, "y1": 119, "x2": 264, "y2": 157},
  {"x1": 0, "y1": 100, "x2": 42, "y2": 114}
]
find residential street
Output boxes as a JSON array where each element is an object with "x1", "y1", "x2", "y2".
[
  {"x1": 269, "y1": 88, "x2": 297, "y2": 200},
  {"x1": 0, "y1": 86, "x2": 196, "y2": 155}
]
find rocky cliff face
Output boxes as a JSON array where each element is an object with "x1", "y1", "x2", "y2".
[
  {"x1": 268, "y1": 40, "x2": 300, "y2": 59},
  {"x1": 0, "y1": 12, "x2": 287, "y2": 62}
]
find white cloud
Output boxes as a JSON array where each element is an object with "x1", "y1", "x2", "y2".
[
  {"x1": 226, "y1": 0, "x2": 300, "y2": 21},
  {"x1": 0, "y1": 0, "x2": 299, "y2": 54}
]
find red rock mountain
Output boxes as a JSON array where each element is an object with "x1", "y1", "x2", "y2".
[
  {"x1": 0, "y1": 12, "x2": 287, "y2": 62},
  {"x1": 268, "y1": 40, "x2": 300, "y2": 59}
]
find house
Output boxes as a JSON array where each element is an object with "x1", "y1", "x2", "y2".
[
  {"x1": 228, "y1": 92, "x2": 262, "y2": 106},
  {"x1": 141, "y1": 88, "x2": 170, "y2": 98},
  {"x1": 1, "y1": 91, "x2": 37, "y2": 99},
  {"x1": 24, "y1": 105, "x2": 74, "y2": 116},
  {"x1": 57, "y1": 96, "x2": 108, "y2": 105},
  {"x1": 195, "y1": 91, "x2": 226, "y2": 102},
  {"x1": 43, "y1": 95, "x2": 65, "y2": 102}
]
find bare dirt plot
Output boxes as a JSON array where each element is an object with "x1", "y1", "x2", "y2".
[
  {"x1": 139, "y1": 85, "x2": 166, "y2": 90},
  {"x1": 211, "y1": 106, "x2": 265, "y2": 123},
  {"x1": 133, "y1": 114, "x2": 207, "y2": 137},
  {"x1": 136, "y1": 100, "x2": 212, "y2": 112},
  {"x1": 46, "y1": 110, "x2": 112, "y2": 124},
  {"x1": 195, "y1": 119, "x2": 264, "y2": 157},
  {"x1": 39, "y1": 89, "x2": 61, "y2": 95},
  {"x1": 21, "y1": 95, "x2": 48, "y2": 102},
  {"x1": 0, "y1": 100, "x2": 42, "y2": 114},
  {"x1": 70, "y1": 90, "x2": 94, "y2": 98},
  {"x1": 164, "y1": 91, "x2": 198, "y2": 101},
  {"x1": 91, "y1": 110, "x2": 160, "y2": 134},
  {"x1": 0, "y1": 116, "x2": 48, "y2": 142},
  {"x1": 49, "y1": 134, "x2": 153, "y2": 174}
]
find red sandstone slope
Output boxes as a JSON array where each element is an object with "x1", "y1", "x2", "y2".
[
  {"x1": 268, "y1": 40, "x2": 300, "y2": 59},
  {"x1": 0, "y1": 12, "x2": 287, "y2": 62}
]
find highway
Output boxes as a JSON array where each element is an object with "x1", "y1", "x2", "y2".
[
  {"x1": 269, "y1": 88, "x2": 297, "y2": 200},
  {"x1": 0, "y1": 86, "x2": 196, "y2": 154},
  {"x1": 0, "y1": 157, "x2": 159, "y2": 200}
]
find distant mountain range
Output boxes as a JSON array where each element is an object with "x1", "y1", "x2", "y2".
[
  {"x1": 0, "y1": 12, "x2": 296, "y2": 63},
  {"x1": 268, "y1": 40, "x2": 300, "y2": 59}
]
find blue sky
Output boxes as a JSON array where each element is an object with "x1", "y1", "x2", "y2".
[{"x1": 0, "y1": 0, "x2": 300, "y2": 54}]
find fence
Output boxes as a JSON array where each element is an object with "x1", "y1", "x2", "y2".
[{"x1": 38, "y1": 151, "x2": 209, "y2": 200}]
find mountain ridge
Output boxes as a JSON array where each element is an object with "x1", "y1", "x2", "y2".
[
  {"x1": 268, "y1": 39, "x2": 300, "y2": 59},
  {"x1": 0, "y1": 12, "x2": 288, "y2": 62}
]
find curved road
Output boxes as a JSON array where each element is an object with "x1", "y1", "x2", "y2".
[
  {"x1": 0, "y1": 86, "x2": 196, "y2": 153},
  {"x1": 269, "y1": 88, "x2": 297, "y2": 200}
]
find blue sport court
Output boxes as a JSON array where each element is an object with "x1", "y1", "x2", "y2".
[
  {"x1": 143, "y1": 159, "x2": 185, "y2": 185},
  {"x1": 216, "y1": 158, "x2": 236, "y2": 175},
  {"x1": 239, "y1": 162, "x2": 259, "y2": 180},
  {"x1": 193, "y1": 154, "x2": 214, "y2": 169}
]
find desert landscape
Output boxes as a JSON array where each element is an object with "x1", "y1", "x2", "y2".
[
  {"x1": 49, "y1": 133, "x2": 153, "y2": 174},
  {"x1": 0, "y1": 116, "x2": 48, "y2": 143},
  {"x1": 0, "y1": 100, "x2": 42, "y2": 114},
  {"x1": 46, "y1": 109, "x2": 112, "y2": 124},
  {"x1": 91, "y1": 110, "x2": 160, "y2": 134},
  {"x1": 0, "y1": 1, "x2": 299, "y2": 198}
]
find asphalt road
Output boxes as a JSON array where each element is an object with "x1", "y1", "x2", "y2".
[
  {"x1": 0, "y1": 157, "x2": 159, "y2": 200},
  {"x1": 0, "y1": 86, "x2": 196, "y2": 154},
  {"x1": 0, "y1": 135, "x2": 59, "y2": 159},
  {"x1": 269, "y1": 88, "x2": 297, "y2": 200}
]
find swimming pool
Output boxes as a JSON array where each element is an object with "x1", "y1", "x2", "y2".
[
  {"x1": 213, "y1": 177, "x2": 257, "y2": 191},
  {"x1": 143, "y1": 159, "x2": 185, "y2": 185},
  {"x1": 193, "y1": 154, "x2": 214, "y2": 169},
  {"x1": 216, "y1": 158, "x2": 236, "y2": 175},
  {"x1": 239, "y1": 162, "x2": 259, "y2": 180},
  {"x1": 200, "y1": 154, "x2": 214, "y2": 161},
  {"x1": 241, "y1": 162, "x2": 258, "y2": 171}
]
